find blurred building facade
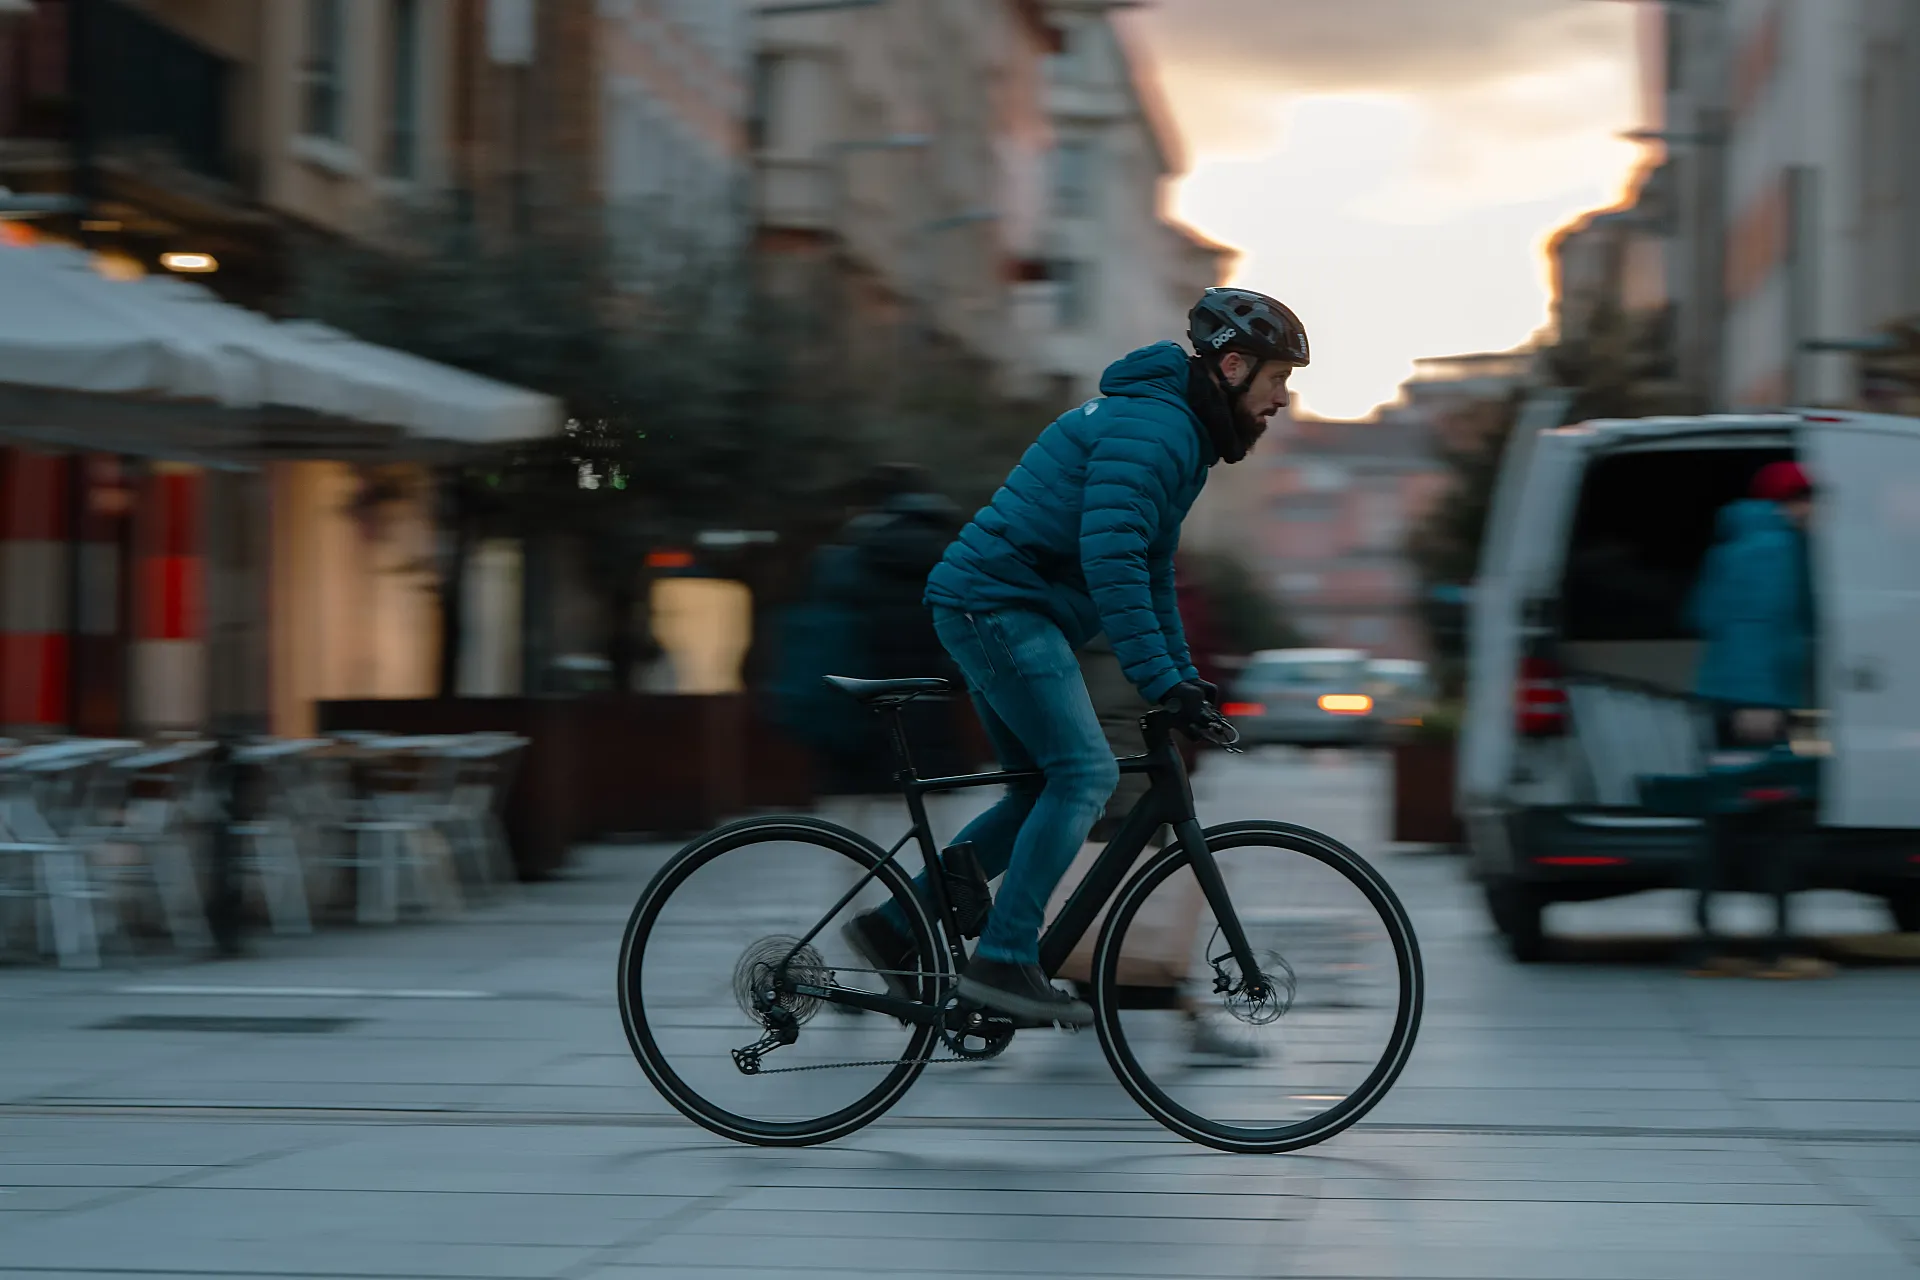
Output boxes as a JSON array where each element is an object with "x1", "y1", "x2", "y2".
[
  {"x1": 4, "y1": 0, "x2": 1236, "y2": 738},
  {"x1": 0, "y1": 0, "x2": 541, "y2": 737},
  {"x1": 1246, "y1": 412, "x2": 1449, "y2": 660},
  {"x1": 1025, "y1": 1, "x2": 1234, "y2": 401},
  {"x1": 749, "y1": 0, "x2": 1057, "y2": 392},
  {"x1": 1648, "y1": 0, "x2": 1920, "y2": 411}
]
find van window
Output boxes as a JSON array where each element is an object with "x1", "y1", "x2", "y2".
[{"x1": 1559, "y1": 445, "x2": 1793, "y2": 642}]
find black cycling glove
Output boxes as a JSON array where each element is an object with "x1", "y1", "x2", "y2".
[{"x1": 1162, "y1": 682, "x2": 1215, "y2": 736}]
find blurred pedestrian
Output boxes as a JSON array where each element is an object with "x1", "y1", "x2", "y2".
[
  {"x1": 773, "y1": 464, "x2": 964, "y2": 802},
  {"x1": 1684, "y1": 460, "x2": 1830, "y2": 979}
]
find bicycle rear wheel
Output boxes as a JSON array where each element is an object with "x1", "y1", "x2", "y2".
[
  {"x1": 617, "y1": 816, "x2": 944, "y2": 1146},
  {"x1": 1092, "y1": 820, "x2": 1422, "y2": 1154}
]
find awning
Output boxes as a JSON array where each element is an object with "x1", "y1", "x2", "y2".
[{"x1": 0, "y1": 242, "x2": 562, "y2": 453}]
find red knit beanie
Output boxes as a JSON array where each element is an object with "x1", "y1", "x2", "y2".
[{"x1": 1752, "y1": 461, "x2": 1812, "y2": 502}]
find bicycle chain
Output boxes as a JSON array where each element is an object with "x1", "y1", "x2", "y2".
[{"x1": 735, "y1": 967, "x2": 1066, "y2": 1074}]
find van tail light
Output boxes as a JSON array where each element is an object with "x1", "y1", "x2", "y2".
[
  {"x1": 1222, "y1": 702, "x2": 1265, "y2": 718},
  {"x1": 1517, "y1": 657, "x2": 1567, "y2": 737}
]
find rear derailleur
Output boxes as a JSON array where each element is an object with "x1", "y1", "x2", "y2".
[{"x1": 732, "y1": 1005, "x2": 799, "y2": 1075}]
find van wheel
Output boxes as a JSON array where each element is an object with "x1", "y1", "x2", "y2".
[
  {"x1": 1485, "y1": 881, "x2": 1547, "y2": 963},
  {"x1": 1887, "y1": 894, "x2": 1920, "y2": 935}
]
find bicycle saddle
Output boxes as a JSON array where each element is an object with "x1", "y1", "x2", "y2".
[{"x1": 821, "y1": 675, "x2": 955, "y2": 706}]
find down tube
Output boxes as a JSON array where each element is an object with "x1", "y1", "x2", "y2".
[{"x1": 1037, "y1": 794, "x2": 1169, "y2": 978}]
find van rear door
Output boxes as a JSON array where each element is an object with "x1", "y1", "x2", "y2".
[
  {"x1": 1460, "y1": 392, "x2": 1583, "y2": 807},
  {"x1": 1803, "y1": 415, "x2": 1920, "y2": 828}
]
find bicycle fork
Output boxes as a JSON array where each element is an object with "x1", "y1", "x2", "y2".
[{"x1": 1174, "y1": 818, "x2": 1270, "y2": 1002}]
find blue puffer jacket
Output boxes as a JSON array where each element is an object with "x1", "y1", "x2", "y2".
[
  {"x1": 1688, "y1": 499, "x2": 1815, "y2": 709},
  {"x1": 925, "y1": 341, "x2": 1213, "y2": 701}
]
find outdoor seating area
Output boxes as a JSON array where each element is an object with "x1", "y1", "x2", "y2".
[{"x1": 0, "y1": 732, "x2": 526, "y2": 968}]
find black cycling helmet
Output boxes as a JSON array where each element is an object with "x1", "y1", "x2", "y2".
[{"x1": 1188, "y1": 287, "x2": 1311, "y2": 368}]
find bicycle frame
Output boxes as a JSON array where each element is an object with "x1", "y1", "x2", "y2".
[{"x1": 786, "y1": 706, "x2": 1267, "y2": 1027}]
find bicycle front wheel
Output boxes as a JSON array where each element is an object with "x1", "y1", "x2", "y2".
[
  {"x1": 1092, "y1": 820, "x2": 1423, "y2": 1154},
  {"x1": 617, "y1": 816, "x2": 944, "y2": 1147}
]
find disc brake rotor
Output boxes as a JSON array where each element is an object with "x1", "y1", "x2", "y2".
[
  {"x1": 732, "y1": 935, "x2": 831, "y2": 1026},
  {"x1": 1209, "y1": 942, "x2": 1298, "y2": 1026}
]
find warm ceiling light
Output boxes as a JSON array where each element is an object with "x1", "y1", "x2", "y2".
[{"x1": 160, "y1": 251, "x2": 218, "y2": 273}]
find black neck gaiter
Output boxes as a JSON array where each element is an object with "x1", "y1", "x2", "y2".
[{"x1": 1186, "y1": 356, "x2": 1247, "y2": 464}]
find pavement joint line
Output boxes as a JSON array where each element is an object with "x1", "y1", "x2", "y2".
[
  {"x1": 113, "y1": 985, "x2": 498, "y2": 1000},
  {"x1": 558, "y1": 1187, "x2": 748, "y2": 1279},
  {"x1": 6, "y1": 1103, "x2": 1920, "y2": 1147}
]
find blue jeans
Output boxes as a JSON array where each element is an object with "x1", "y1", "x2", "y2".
[{"x1": 888, "y1": 608, "x2": 1118, "y2": 965}]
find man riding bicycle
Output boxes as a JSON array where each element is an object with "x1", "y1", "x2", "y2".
[{"x1": 845, "y1": 287, "x2": 1311, "y2": 1026}]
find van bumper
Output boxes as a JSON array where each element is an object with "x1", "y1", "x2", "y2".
[
  {"x1": 1497, "y1": 806, "x2": 1920, "y2": 898},
  {"x1": 1503, "y1": 807, "x2": 1704, "y2": 895}
]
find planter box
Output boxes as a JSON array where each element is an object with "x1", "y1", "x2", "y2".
[{"x1": 1392, "y1": 737, "x2": 1464, "y2": 846}]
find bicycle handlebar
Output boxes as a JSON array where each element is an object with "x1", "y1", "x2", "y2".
[{"x1": 1140, "y1": 707, "x2": 1243, "y2": 750}]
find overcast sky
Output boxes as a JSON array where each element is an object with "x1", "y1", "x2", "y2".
[{"x1": 1125, "y1": 0, "x2": 1651, "y2": 419}]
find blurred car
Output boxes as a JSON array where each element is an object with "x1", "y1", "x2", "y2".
[
  {"x1": 1366, "y1": 658, "x2": 1436, "y2": 737},
  {"x1": 1223, "y1": 648, "x2": 1378, "y2": 746}
]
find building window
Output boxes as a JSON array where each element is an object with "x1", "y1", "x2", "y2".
[
  {"x1": 1052, "y1": 140, "x2": 1095, "y2": 218},
  {"x1": 1278, "y1": 495, "x2": 1339, "y2": 522},
  {"x1": 748, "y1": 53, "x2": 780, "y2": 152},
  {"x1": 1052, "y1": 259, "x2": 1092, "y2": 327},
  {"x1": 1352, "y1": 618, "x2": 1389, "y2": 646},
  {"x1": 302, "y1": 0, "x2": 346, "y2": 140},
  {"x1": 386, "y1": 0, "x2": 420, "y2": 178}
]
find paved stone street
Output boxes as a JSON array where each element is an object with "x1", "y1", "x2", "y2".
[{"x1": 3, "y1": 751, "x2": 1918, "y2": 1279}]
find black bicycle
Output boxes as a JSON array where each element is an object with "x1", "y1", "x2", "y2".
[{"x1": 617, "y1": 675, "x2": 1423, "y2": 1153}]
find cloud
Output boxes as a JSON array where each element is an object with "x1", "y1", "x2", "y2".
[
  {"x1": 1130, "y1": 0, "x2": 1631, "y2": 94},
  {"x1": 1123, "y1": 0, "x2": 1646, "y2": 414}
]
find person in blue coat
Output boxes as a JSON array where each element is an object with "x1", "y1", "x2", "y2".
[
  {"x1": 1690, "y1": 460, "x2": 1816, "y2": 742},
  {"x1": 1686, "y1": 460, "x2": 1827, "y2": 978},
  {"x1": 845, "y1": 288, "x2": 1311, "y2": 1024}
]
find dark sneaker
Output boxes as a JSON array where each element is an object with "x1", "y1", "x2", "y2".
[
  {"x1": 842, "y1": 910, "x2": 918, "y2": 1003},
  {"x1": 957, "y1": 957, "x2": 1093, "y2": 1027}
]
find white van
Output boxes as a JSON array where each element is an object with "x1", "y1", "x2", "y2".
[{"x1": 1459, "y1": 405, "x2": 1920, "y2": 959}]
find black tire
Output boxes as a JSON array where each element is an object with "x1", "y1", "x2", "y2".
[
  {"x1": 1091, "y1": 820, "x2": 1423, "y2": 1154},
  {"x1": 617, "y1": 816, "x2": 944, "y2": 1147},
  {"x1": 1485, "y1": 880, "x2": 1546, "y2": 963},
  {"x1": 1887, "y1": 893, "x2": 1920, "y2": 935}
]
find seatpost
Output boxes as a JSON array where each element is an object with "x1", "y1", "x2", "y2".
[{"x1": 879, "y1": 704, "x2": 918, "y2": 781}]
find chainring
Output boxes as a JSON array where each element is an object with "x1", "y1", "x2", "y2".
[
  {"x1": 732, "y1": 935, "x2": 832, "y2": 1026},
  {"x1": 938, "y1": 999, "x2": 1017, "y2": 1060}
]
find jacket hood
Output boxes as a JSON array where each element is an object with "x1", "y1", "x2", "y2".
[
  {"x1": 1098, "y1": 341, "x2": 1196, "y2": 409},
  {"x1": 1716, "y1": 498, "x2": 1793, "y2": 540},
  {"x1": 1097, "y1": 340, "x2": 1222, "y2": 465}
]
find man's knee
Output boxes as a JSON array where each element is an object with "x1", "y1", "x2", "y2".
[{"x1": 1055, "y1": 752, "x2": 1120, "y2": 808}]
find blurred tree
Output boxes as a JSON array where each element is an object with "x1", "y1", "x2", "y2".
[
  {"x1": 1184, "y1": 550, "x2": 1302, "y2": 656},
  {"x1": 291, "y1": 203, "x2": 1056, "y2": 693}
]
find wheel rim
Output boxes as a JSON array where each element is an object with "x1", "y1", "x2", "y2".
[
  {"x1": 618, "y1": 821, "x2": 942, "y2": 1142},
  {"x1": 1095, "y1": 826, "x2": 1422, "y2": 1151}
]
